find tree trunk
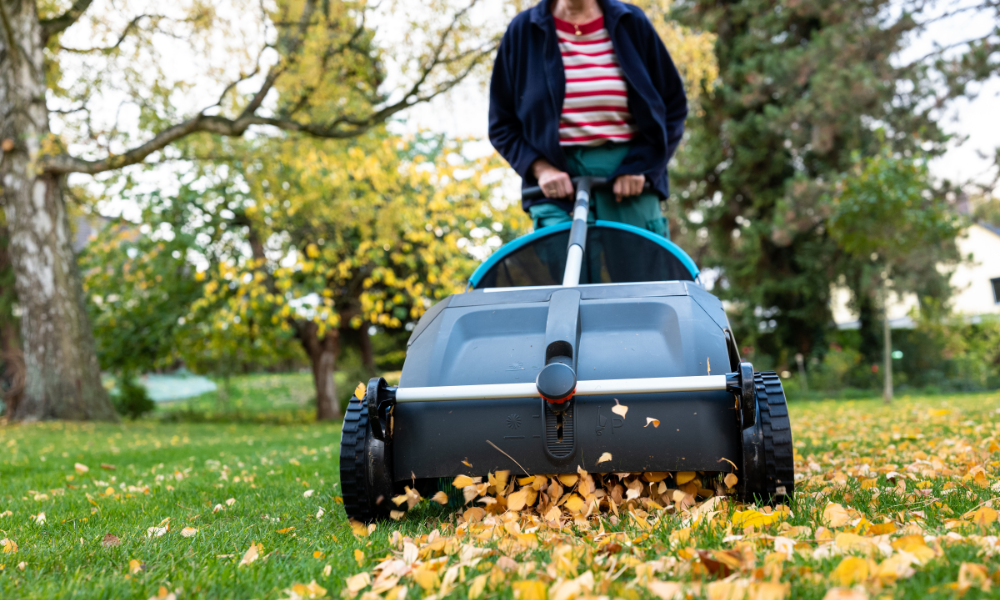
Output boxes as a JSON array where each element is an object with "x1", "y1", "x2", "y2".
[
  {"x1": 0, "y1": 0, "x2": 116, "y2": 421},
  {"x1": 298, "y1": 322, "x2": 341, "y2": 421},
  {"x1": 357, "y1": 322, "x2": 376, "y2": 376},
  {"x1": 881, "y1": 281, "x2": 893, "y2": 403}
]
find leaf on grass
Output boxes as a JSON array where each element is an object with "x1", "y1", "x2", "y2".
[
  {"x1": 128, "y1": 559, "x2": 143, "y2": 574},
  {"x1": 468, "y1": 574, "x2": 488, "y2": 599},
  {"x1": 597, "y1": 452, "x2": 612, "y2": 464},
  {"x1": 354, "y1": 548, "x2": 365, "y2": 566},
  {"x1": 724, "y1": 473, "x2": 738, "y2": 488},
  {"x1": 238, "y1": 542, "x2": 261, "y2": 567},
  {"x1": 868, "y1": 521, "x2": 896, "y2": 535},
  {"x1": 75, "y1": 463, "x2": 89, "y2": 474},
  {"x1": 284, "y1": 580, "x2": 328, "y2": 599},
  {"x1": 225, "y1": 498, "x2": 236, "y2": 506},
  {"x1": 823, "y1": 503, "x2": 852, "y2": 528},
  {"x1": 31, "y1": 512, "x2": 46, "y2": 525},
  {"x1": 731, "y1": 509, "x2": 781, "y2": 529},
  {"x1": 512, "y1": 580, "x2": 547, "y2": 600},
  {"x1": 890, "y1": 535, "x2": 935, "y2": 563},
  {"x1": 644, "y1": 417, "x2": 660, "y2": 428},
  {"x1": 344, "y1": 572, "x2": 370, "y2": 596},
  {"x1": 277, "y1": 527, "x2": 295, "y2": 534},
  {"x1": 966, "y1": 506, "x2": 997, "y2": 526},
  {"x1": 316, "y1": 507, "x2": 325, "y2": 520},
  {"x1": 646, "y1": 581, "x2": 682, "y2": 600},
  {"x1": 180, "y1": 527, "x2": 198, "y2": 538},
  {"x1": 349, "y1": 520, "x2": 368, "y2": 537},
  {"x1": 830, "y1": 556, "x2": 870, "y2": 586},
  {"x1": 1, "y1": 539, "x2": 18, "y2": 553},
  {"x1": 303, "y1": 490, "x2": 314, "y2": 498},
  {"x1": 957, "y1": 562, "x2": 991, "y2": 593},
  {"x1": 431, "y1": 491, "x2": 449, "y2": 505},
  {"x1": 390, "y1": 510, "x2": 405, "y2": 520},
  {"x1": 611, "y1": 399, "x2": 628, "y2": 418},
  {"x1": 354, "y1": 382, "x2": 366, "y2": 400},
  {"x1": 102, "y1": 534, "x2": 121, "y2": 548},
  {"x1": 321, "y1": 564, "x2": 332, "y2": 577},
  {"x1": 564, "y1": 494, "x2": 585, "y2": 513}
]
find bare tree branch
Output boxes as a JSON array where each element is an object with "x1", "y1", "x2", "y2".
[
  {"x1": 58, "y1": 13, "x2": 170, "y2": 54},
  {"x1": 40, "y1": 0, "x2": 95, "y2": 43},
  {"x1": 40, "y1": 0, "x2": 500, "y2": 177}
]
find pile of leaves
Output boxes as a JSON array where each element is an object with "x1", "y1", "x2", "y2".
[{"x1": 340, "y1": 400, "x2": 1000, "y2": 600}]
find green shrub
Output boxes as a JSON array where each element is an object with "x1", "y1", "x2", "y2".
[{"x1": 113, "y1": 372, "x2": 155, "y2": 419}]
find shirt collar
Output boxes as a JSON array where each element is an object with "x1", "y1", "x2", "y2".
[{"x1": 529, "y1": 0, "x2": 628, "y2": 31}]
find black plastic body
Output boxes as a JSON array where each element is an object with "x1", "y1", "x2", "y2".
[{"x1": 394, "y1": 281, "x2": 743, "y2": 479}]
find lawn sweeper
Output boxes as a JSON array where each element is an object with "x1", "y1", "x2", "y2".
[{"x1": 340, "y1": 177, "x2": 794, "y2": 521}]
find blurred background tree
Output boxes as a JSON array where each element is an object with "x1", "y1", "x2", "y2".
[
  {"x1": 1, "y1": 0, "x2": 505, "y2": 421},
  {"x1": 671, "y1": 0, "x2": 999, "y2": 374},
  {"x1": 83, "y1": 130, "x2": 528, "y2": 419},
  {"x1": 827, "y1": 146, "x2": 962, "y2": 401}
]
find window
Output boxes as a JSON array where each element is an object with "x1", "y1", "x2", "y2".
[{"x1": 993, "y1": 277, "x2": 1000, "y2": 304}]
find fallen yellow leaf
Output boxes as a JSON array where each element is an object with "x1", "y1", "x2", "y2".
[
  {"x1": 611, "y1": 400, "x2": 628, "y2": 418},
  {"x1": 564, "y1": 494, "x2": 585, "y2": 513},
  {"x1": 277, "y1": 527, "x2": 295, "y2": 534},
  {"x1": 431, "y1": 491, "x2": 449, "y2": 505},
  {"x1": 724, "y1": 473, "x2": 738, "y2": 488},
  {"x1": 344, "y1": 572, "x2": 370, "y2": 596},
  {"x1": 238, "y1": 542, "x2": 260, "y2": 567},
  {"x1": 830, "y1": 556, "x2": 870, "y2": 586},
  {"x1": 512, "y1": 580, "x2": 547, "y2": 600},
  {"x1": 180, "y1": 527, "x2": 197, "y2": 538},
  {"x1": 645, "y1": 417, "x2": 660, "y2": 428},
  {"x1": 286, "y1": 580, "x2": 327, "y2": 599},
  {"x1": 597, "y1": 452, "x2": 612, "y2": 464},
  {"x1": 823, "y1": 503, "x2": 852, "y2": 528},
  {"x1": 967, "y1": 506, "x2": 997, "y2": 526},
  {"x1": 958, "y1": 562, "x2": 991, "y2": 593},
  {"x1": 412, "y1": 568, "x2": 439, "y2": 591},
  {"x1": 453, "y1": 475, "x2": 474, "y2": 488},
  {"x1": 354, "y1": 548, "x2": 364, "y2": 566},
  {"x1": 731, "y1": 509, "x2": 781, "y2": 529},
  {"x1": 507, "y1": 489, "x2": 528, "y2": 511},
  {"x1": 675, "y1": 471, "x2": 696, "y2": 485},
  {"x1": 354, "y1": 382, "x2": 366, "y2": 400},
  {"x1": 0, "y1": 539, "x2": 17, "y2": 554},
  {"x1": 128, "y1": 559, "x2": 142, "y2": 574}
]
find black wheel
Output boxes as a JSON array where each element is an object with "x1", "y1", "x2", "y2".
[
  {"x1": 339, "y1": 395, "x2": 395, "y2": 522},
  {"x1": 738, "y1": 372, "x2": 794, "y2": 504}
]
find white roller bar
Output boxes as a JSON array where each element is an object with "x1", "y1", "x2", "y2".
[{"x1": 394, "y1": 374, "x2": 728, "y2": 403}]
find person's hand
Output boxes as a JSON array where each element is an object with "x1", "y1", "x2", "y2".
[
  {"x1": 531, "y1": 159, "x2": 573, "y2": 198},
  {"x1": 613, "y1": 174, "x2": 645, "y2": 203}
]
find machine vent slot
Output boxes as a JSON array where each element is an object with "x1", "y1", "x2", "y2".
[{"x1": 544, "y1": 403, "x2": 575, "y2": 458}]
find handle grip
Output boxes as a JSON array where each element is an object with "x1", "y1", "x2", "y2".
[{"x1": 522, "y1": 176, "x2": 651, "y2": 201}]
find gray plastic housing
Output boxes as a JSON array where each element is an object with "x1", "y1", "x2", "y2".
[{"x1": 393, "y1": 281, "x2": 740, "y2": 480}]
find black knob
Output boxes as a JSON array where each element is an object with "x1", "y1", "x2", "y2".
[{"x1": 536, "y1": 362, "x2": 577, "y2": 404}]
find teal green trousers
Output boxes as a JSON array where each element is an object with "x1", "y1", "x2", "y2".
[{"x1": 528, "y1": 143, "x2": 669, "y2": 239}]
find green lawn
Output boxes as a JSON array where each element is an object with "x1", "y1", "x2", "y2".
[{"x1": 1, "y1": 386, "x2": 999, "y2": 599}]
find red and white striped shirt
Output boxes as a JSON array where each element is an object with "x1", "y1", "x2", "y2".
[{"x1": 555, "y1": 16, "x2": 636, "y2": 147}]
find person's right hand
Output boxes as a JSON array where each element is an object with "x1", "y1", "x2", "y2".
[{"x1": 531, "y1": 159, "x2": 573, "y2": 198}]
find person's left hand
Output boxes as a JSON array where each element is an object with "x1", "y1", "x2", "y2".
[{"x1": 613, "y1": 174, "x2": 645, "y2": 203}]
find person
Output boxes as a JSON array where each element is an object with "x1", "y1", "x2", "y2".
[{"x1": 488, "y1": 0, "x2": 687, "y2": 238}]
